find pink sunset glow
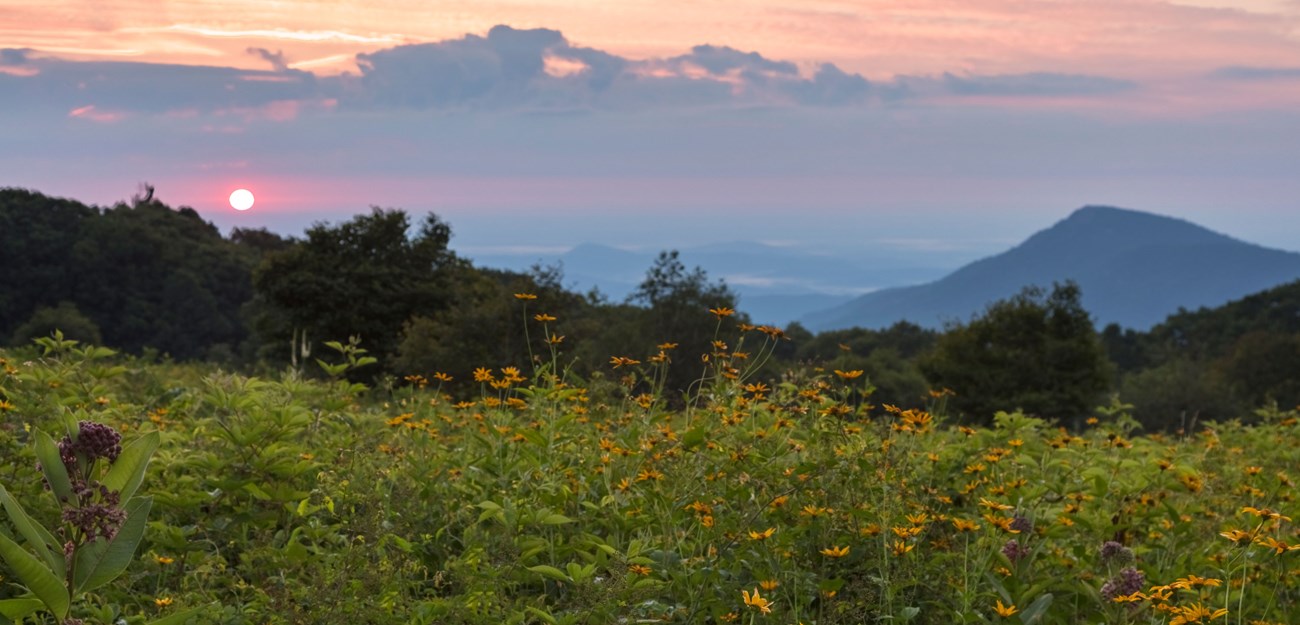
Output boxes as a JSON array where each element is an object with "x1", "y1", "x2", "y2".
[
  {"x1": 4, "y1": 1, "x2": 1297, "y2": 79},
  {"x1": 3, "y1": 0, "x2": 1300, "y2": 258}
]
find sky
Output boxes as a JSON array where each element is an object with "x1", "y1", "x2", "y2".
[{"x1": 3, "y1": 0, "x2": 1300, "y2": 263}]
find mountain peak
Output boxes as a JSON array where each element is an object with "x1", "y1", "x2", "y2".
[
  {"x1": 1019, "y1": 205, "x2": 1229, "y2": 256},
  {"x1": 803, "y1": 205, "x2": 1300, "y2": 331}
]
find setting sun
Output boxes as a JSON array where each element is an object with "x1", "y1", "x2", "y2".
[{"x1": 229, "y1": 188, "x2": 255, "y2": 211}]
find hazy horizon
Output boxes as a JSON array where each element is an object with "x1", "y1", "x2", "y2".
[{"x1": 4, "y1": 2, "x2": 1299, "y2": 262}]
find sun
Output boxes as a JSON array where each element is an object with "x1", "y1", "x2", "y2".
[{"x1": 229, "y1": 188, "x2": 255, "y2": 211}]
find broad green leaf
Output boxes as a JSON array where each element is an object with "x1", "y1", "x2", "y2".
[
  {"x1": 0, "y1": 484, "x2": 64, "y2": 577},
  {"x1": 541, "y1": 513, "x2": 574, "y2": 525},
  {"x1": 1018, "y1": 593, "x2": 1054, "y2": 625},
  {"x1": 524, "y1": 607, "x2": 559, "y2": 625},
  {"x1": 74, "y1": 496, "x2": 152, "y2": 593},
  {"x1": 0, "y1": 533, "x2": 69, "y2": 619},
  {"x1": 0, "y1": 598, "x2": 44, "y2": 619},
  {"x1": 34, "y1": 430, "x2": 73, "y2": 503},
  {"x1": 243, "y1": 483, "x2": 272, "y2": 501},
  {"x1": 680, "y1": 426, "x2": 707, "y2": 449},
  {"x1": 526, "y1": 564, "x2": 570, "y2": 583},
  {"x1": 102, "y1": 431, "x2": 159, "y2": 502}
]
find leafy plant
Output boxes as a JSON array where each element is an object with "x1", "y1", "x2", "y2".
[{"x1": 0, "y1": 420, "x2": 202, "y2": 624}]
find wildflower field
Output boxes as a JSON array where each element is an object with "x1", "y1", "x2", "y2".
[{"x1": 2, "y1": 319, "x2": 1299, "y2": 625}]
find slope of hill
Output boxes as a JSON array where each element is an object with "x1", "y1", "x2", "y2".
[
  {"x1": 803, "y1": 205, "x2": 1300, "y2": 330},
  {"x1": 465, "y1": 241, "x2": 951, "y2": 324}
]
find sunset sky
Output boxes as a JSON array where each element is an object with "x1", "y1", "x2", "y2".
[{"x1": 3, "y1": 0, "x2": 1299, "y2": 261}]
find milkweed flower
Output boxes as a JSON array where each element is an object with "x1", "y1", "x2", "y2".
[
  {"x1": 1100, "y1": 567, "x2": 1145, "y2": 601},
  {"x1": 1100, "y1": 541, "x2": 1135, "y2": 565}
]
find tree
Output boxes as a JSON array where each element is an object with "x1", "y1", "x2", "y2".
[
  {"x1": 69, "y1": 197, "x2": 255, "y2": 358},
  {"x1": 920, "y1": 282, "x2": 1113, "y2": 425},
  {"x1": 10, "y1": 301, "x2": 102, "y2": 346},
  {"x1": 0, "y1": 188, "x2": 97, "y2": 338},
  {"x1": 627, "y1": 251, "x2": 742, "y2": 394},
  {"x1": 250, "y1": 208, "x2": 462, "y2": 370}
]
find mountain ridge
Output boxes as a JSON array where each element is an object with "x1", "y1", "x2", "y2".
[{"x1": 802, "y1": 205, "x2": 1300, "y2": 331}]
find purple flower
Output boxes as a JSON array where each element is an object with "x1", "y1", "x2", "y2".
[
  {"x1": 1100, "y1": 567, "x2": 1145, "y2": 601},
  {"x1": 1100, "y1": 540, "x2": 1134, "y2": 566},
  {"x1": 1002, "y1": 539, "x2": 1029, "y2": 562}
]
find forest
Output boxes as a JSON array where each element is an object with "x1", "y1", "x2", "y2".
[{"x1": 3, "y1": 188, "x2": 1297, "y2": 429}]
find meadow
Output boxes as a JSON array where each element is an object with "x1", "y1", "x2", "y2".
[{"x1": 2, "y1": 310, "x2": 1298, "y2": 625}]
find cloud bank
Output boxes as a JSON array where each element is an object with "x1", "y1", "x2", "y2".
[{"x1": 0, "y1": 24, "x2": 1147, "y2": 118}]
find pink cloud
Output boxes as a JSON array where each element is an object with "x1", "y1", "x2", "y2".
[
  {"x1": 0, "y1": 66, "x2": 40, "y2": 77},
  {"x1": 67, "y1": 105, "x2": 125, "y2": 123}
]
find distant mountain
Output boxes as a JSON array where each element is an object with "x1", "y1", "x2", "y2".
[
  {"x1": 803, "y1": 206, "x2": 1300, "y2": 331},
  {"x1": 465, "y1": 240, "x2": 953, "y2": 325}
]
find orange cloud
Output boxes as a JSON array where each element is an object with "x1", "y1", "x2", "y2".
[{"x1": 5, "y1": 0, "x2": 1297, "y2": 79}]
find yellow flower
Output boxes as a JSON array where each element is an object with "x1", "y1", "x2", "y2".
[
  {"x1": 432, "y1": 371, "x2": 453, "y2": 382},
  {"x1": 609, "y1": 356, "x2": 641, "y2": 368},
  {"x1": 154, "y1": 597, "x2": 173, "y2": 607},
  {"x1": 801, "y1": 505, "x2": 831, "y2": 517},
  {"x1": 952, "y1": 518, "x2": 980, "y2": 532},
  {"x1": 993, "y1": 600, "x2": 1017, "y2": 617},
  {"x1": 155, "y1": 555, "x2": 174, "y2": 565},
  {"x1": 546, "y1": 334, "x2": 565, "y2": 345},
  {"x1": 534, "y1": 313, "x2": 557, "y2": 322},
  {"x1": 1256, "y1": 536, "x2": 1300, "y2": 554},
  {"x1": 1219, "y1": 529, "x2": 1254, "y2": 545},
  {"x1": 1169, "y1": 602, "x2": 1227, "y2": 625},
  {"x1": 628, "y1": 564, "x2": 652, "y2": 576},
  {"x1": 759, "y1": 579, "x2": 779, "y2": 591},
  {"x1": 513, "y1": 293, "x2": 537, "y2": 300},
  {"x1": 1241, "y1": 506, "x2": 1291, "y2": 521},
  {"x1": 1171, "y1": 575, "x2": 1222, "y2": 589},
  {"x1": 472, "y1": 367, "x2": 494, "y2": 382},
  {"x1": 979, "y1": 498, "x2": 1014, "y2": 511},
  {"x1": 891, "y1": 540, "x2": 914, "y2": 556},
  {"x1": 742, "y1": 588, "x2": 773, "y2": 614},
  {"x1": 820, "y1": 545, "x2": 850, "y2": 558},
  {"x1": 749, "y1": 527, "x2": 776, "y2": 541},
  {"x1": 709, "y1": 306, "x2": 736, "y2": 319},
  {"x1": 833, "y1": 369, "x2": 864, "y2": 380}
]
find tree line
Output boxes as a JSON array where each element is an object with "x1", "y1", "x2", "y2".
[{"x1": 3, "y1": 188, "x2": 1297, "y2": 428}]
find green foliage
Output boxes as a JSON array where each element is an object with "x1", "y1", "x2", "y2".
[
  {"x1": 795, "y1": 322, "x2": 937, "y2": 408},
  {"x1": 0, "y1": 420, "x2": 167, "y2": 622},
  {"x1": 1104, "y1": 279, "x2": 1300, "y2": 427},
  {"x1": 5, "y1": 313, "x2": 1300, "y2": 625},
  {"x1": 250, "y1": 208, "x2": 462, "y2": 371},
  {"x1": 921, "y1": 282, "x2": 1113, "y2": 424},
  {"x1": 627, "y1": 250, "x2": 744, "y2": 395},
  {"x1": 10, "y1": 301, "x2": 103, "y2": 347},
  {"x1": 0, "y1": 188, "x2": 258, "y2": 359}
]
